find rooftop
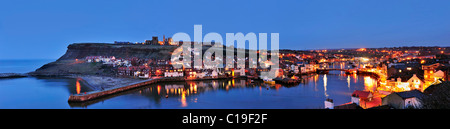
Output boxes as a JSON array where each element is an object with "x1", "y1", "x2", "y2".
[
  {"x1": 334, "y1": 103, "x2": 363, "y2": 109},
  {"x1": 395, "y1": 90, "x2": 427, "y2": 100},
  {"x1": 352, "y1": 90, "x2": 371, "y2": 98}
]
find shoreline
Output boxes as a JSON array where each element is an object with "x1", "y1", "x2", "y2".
[
  {"x1": 67, "y1": 75, "x2": 258, "y2": 102},
  {"x1": 74, "y1": 75, "x2": 144, "y2": 91},
  {"x1": 20, "y1": 71, "x2": 380, "y2": 104}
]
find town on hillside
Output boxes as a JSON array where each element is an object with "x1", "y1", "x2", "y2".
[{"x1": 77, "y1": 36, "x2": 449, "y2": 109}]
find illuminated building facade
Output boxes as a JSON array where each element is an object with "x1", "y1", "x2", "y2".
[{"x1": 422, "y1": 63, "x2": 444, "y2": 90}]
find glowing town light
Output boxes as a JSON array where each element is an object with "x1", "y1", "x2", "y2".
[
  {"x1": 361, "y1": 58, "x2": 369, "y2": 62},
  {"x1": 421, "y1": 60, "x2": 426, "y2": 64},
  {"x1": 357, "y1": 48, "x2": 366, "y2": 51}
]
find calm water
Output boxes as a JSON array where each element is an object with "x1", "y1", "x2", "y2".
[
  {"x1": 0, "y1": 59, "x2": 54, "y2": 73},
  {"x1": 0, "y1": 60, "x2": 377, "y2": 109}
]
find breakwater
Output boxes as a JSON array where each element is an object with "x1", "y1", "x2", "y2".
[{"x1": 68, "y1": 76, "x2": 255, "y2": 102}]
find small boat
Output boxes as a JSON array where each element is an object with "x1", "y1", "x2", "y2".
[
  {"x1": 273, "y1": 77, "x2": 301, "y2": 85},
  {"x1": 263, "y1": 78, "x2": 276, "y2": 85}
]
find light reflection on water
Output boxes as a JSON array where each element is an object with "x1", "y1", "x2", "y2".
[
  {"x1": 0, "y1": 61, "x2": 379, "y2": 109},
  {"x1": 69, "y1": 70, "x2": 377, "y2": 109},
  {"x1": 323, "y1": 74, "x2": 328, "y2": 98},
  {"x1": 0, "y1": 73, "x2": 377, "y2": 109},
  {"x1": 76, "y1": 78, "x2": 81, "y2": 94}
]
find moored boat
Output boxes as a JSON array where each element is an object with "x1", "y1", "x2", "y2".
[{"x1": 263, "y1": 78, "x2": 276, "y2": 85}]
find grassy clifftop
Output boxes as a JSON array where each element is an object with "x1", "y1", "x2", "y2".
[
  {"x1": 58, "y1": 43, "x2": 179, "y2": 60},
  {"x1": 30, "y1": 43, "x2": 179, "y2": 76}
]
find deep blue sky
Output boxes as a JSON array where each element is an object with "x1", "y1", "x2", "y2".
[{"x1": 1, "y1": 0, "x2": 450, "y2": 59}]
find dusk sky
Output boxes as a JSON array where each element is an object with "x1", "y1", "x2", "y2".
[{"x1": 1, "y1": 0, "x2": 450, "y2": 59}]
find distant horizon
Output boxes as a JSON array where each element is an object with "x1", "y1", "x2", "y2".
[
  {"x1": 0, "y1": 44, "x2": 448, "y2": 60},
  {"x1": 64, "y1": 41, "x2": 450, "y2": 50}
]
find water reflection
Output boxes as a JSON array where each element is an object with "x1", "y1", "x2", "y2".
[
  {"x1": 157, "y1": 85, "x2": 161, "y2": 95},
  {"x1": 323, "y1": 74, "x2": 328, "y2": 98},
  {"x1": 347, "y1": 75, "x2": 351, "y2": 89},
  {"x1": 68, "y1": 71, "x2": 380, "y2": 109},
  {"x1": 181, "y1": 89, "x2": 187, "y2": 107},
  {"x1": 76, "y1": 78, "x2": 81, "y2": 94},
  {"x1": 0, "y1": 61, "x2": 384, "y2": 109}
]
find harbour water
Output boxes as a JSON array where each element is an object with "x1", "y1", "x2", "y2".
[{"x1": 0, "y1": 60, "x2": 377, "y2": 109}]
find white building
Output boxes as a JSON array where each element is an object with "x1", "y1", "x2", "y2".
[
  {"x1": 291, "y1": 64, "x2": 299, "y2": 73},
  {"x1": 85, "y1": 56, "x2": 116, "y2": 64},
  {"x1": 234, "y1": 68, "x2": 245, "y2": 76},
  {"x1": 164, "y1": 71, "x2": 184, "y2": 77},
  {"x1": 139, "y1": 73, "x2": 150, "y2": 79},
  {"x1": 211, "y1": 70, "x2": 218, "y2": 77},
  {"x1": 407, "y1": 74, "x2": 424, "y2": 90},
  {"x1": 197, "y1": 72, "x2": 207, "y2": 78},
  {"x1": 351, "y1": 96, "x2": 360, "y2": 105},
  {"x1": 324, "y1": 99, "x2": 334, "y2": 109},
  {"x1": 300, "y1": 64, "x2": 317, "y2": 73}
]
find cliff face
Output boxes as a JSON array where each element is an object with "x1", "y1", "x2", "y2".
[
  {"x1": 58, "y1": 43, "x2": 179, "y2": 60},
  {"x1": 30, "y1": 43, "x2": 252, "y2": 76},
  {"x1": 31, "y1": 43, "x2": 180, "y2": 76}
]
